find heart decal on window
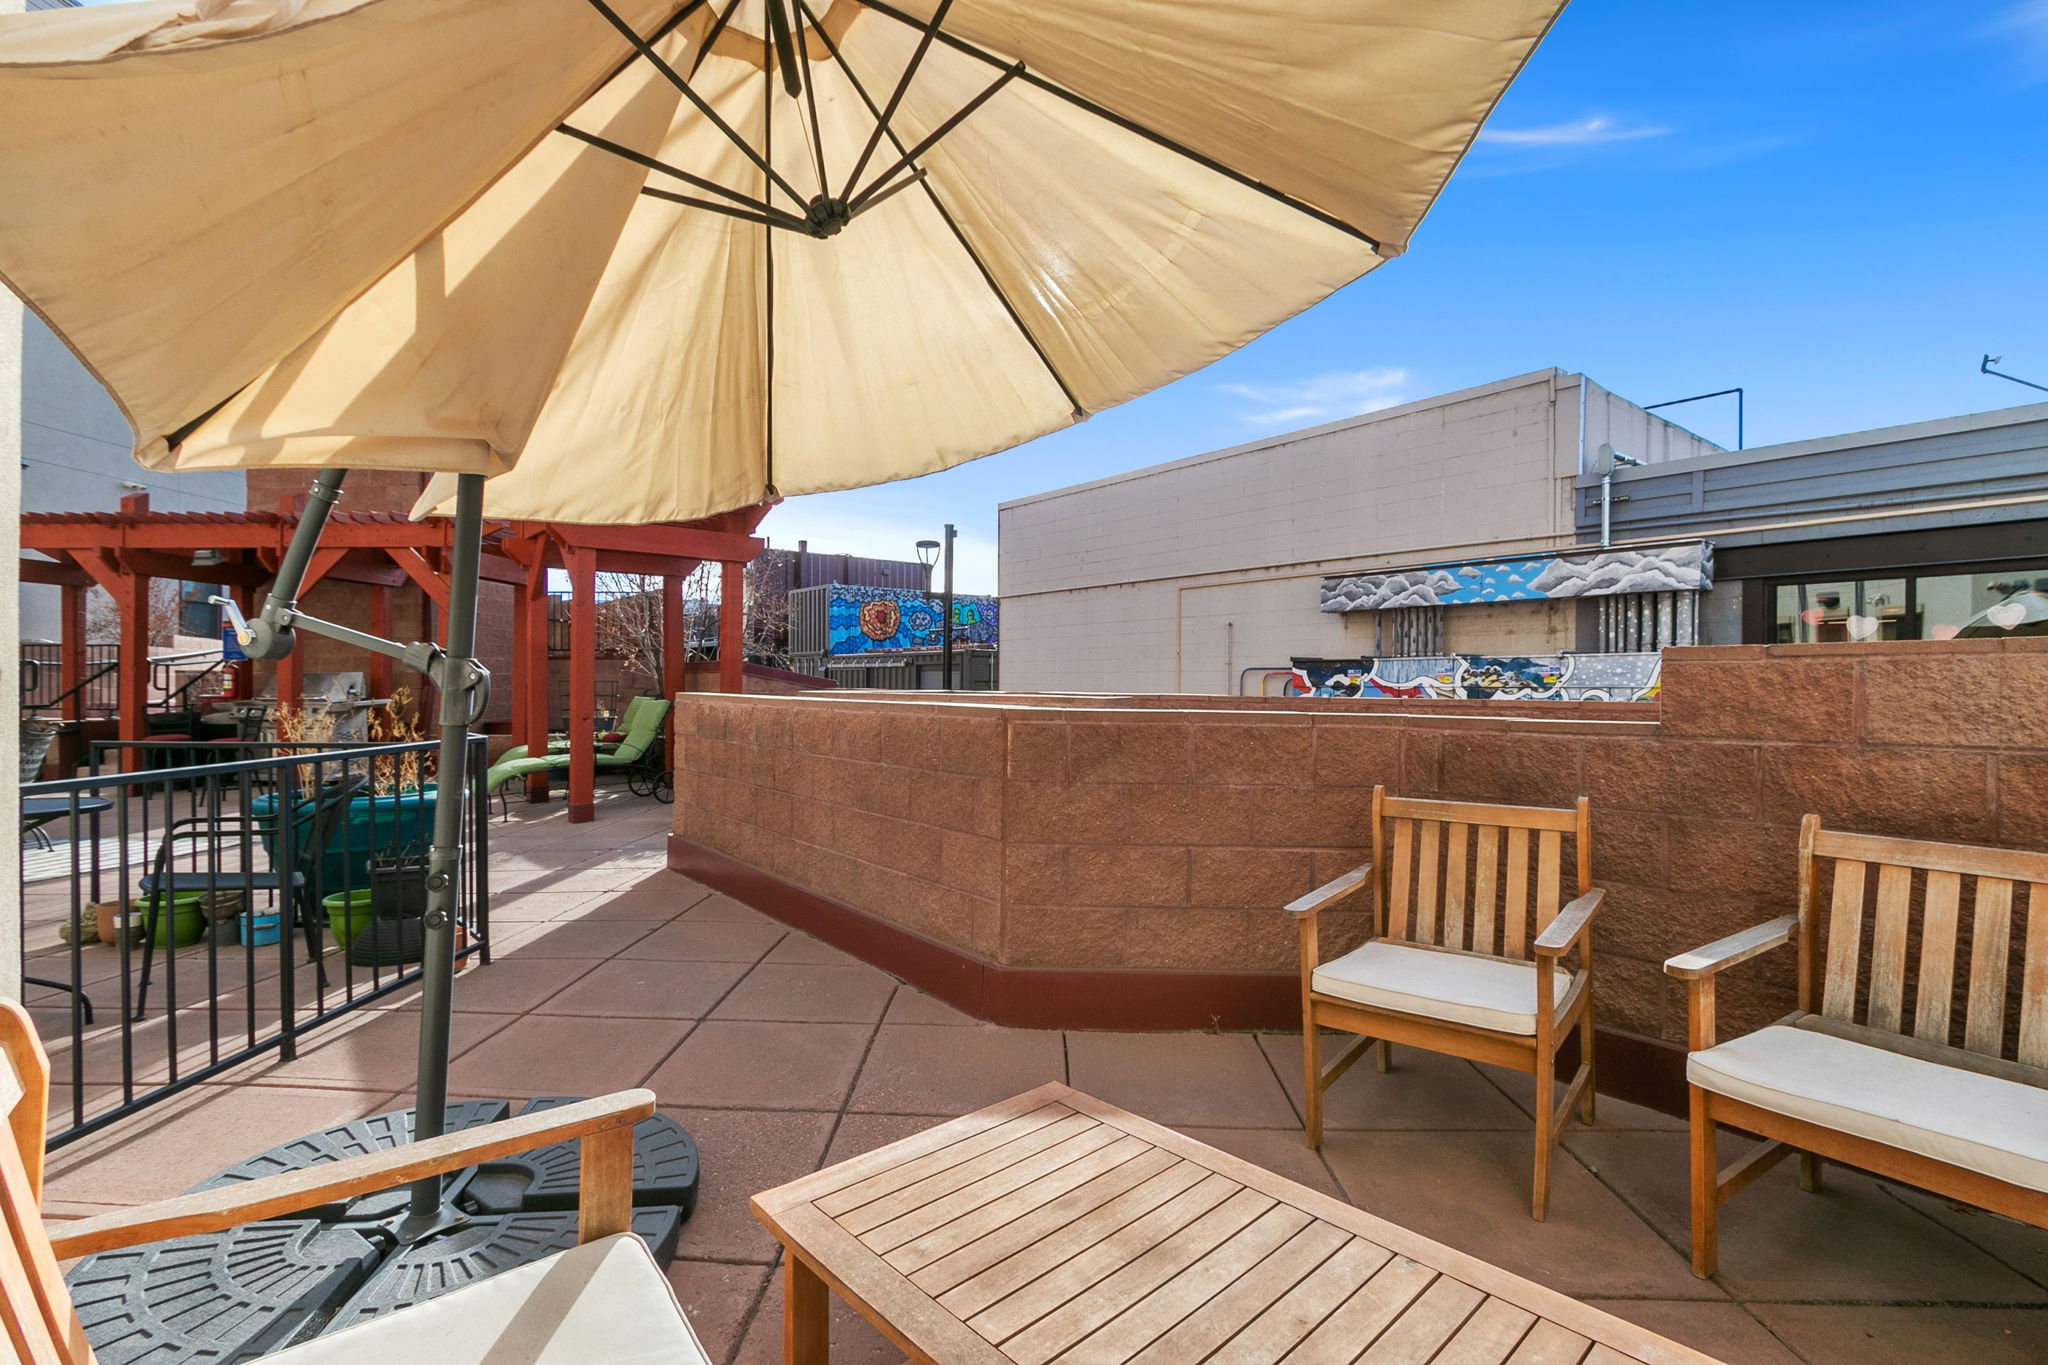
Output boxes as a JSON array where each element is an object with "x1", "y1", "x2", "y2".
[
  {"x1": 1986, "y1": 601, "x2": 2028, "y2": 631},
  {"x1": 1846, "y1": 614, "x2": 1881, "y2": 640}
]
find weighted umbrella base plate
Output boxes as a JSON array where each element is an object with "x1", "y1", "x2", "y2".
[{"x1": 68, "y1": 1099, "x2": 696, "y2": 1363}]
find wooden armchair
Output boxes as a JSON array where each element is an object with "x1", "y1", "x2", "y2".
[
  {"x1": 0, "y1": 1001, "x2": 711, "y2": 1363},
  {"x1": 1288, "y1": 786, "x2": 1601, "y2": 1219},
  {"x1": 1665, "y1": 815, "x2": 2048, "y2": 1277}
]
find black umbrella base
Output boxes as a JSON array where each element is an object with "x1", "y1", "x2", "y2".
[{"x1": 67, "y1": 1099, "x2": 699, "y2": 1364}]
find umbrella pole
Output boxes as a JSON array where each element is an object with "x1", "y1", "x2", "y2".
[{"x1": 405, "y1": 470, "x2": 485, "y2": 1226}]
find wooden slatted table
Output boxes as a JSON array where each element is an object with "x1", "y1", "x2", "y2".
[{"x1": 752, "y1": 1083, "x2": 1721, "y2": 1364}]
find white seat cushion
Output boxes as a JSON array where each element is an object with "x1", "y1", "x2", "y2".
[
  {"x1": 1312, "y1": 940, "x2": 1569, "y2": 1035},
  {"x1": 1689, "y1": 1026, "x2": 2048, "y2": 1194},
  {"x1": 266, "y1": 1233, "x2": 711, "y2": 1364}
]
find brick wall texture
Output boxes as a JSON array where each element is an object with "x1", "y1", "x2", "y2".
[{"x1": 671, "y1": 639, "x2": 2048, "y2": 1048}]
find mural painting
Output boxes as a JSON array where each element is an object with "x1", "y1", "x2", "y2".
[
  {"x1": 1319, "y1": 543, "x2": 1712, "y2": 613},
  {"x1": 1287, "y1": 652, "x2": 1663, "y2": 702},
  {"x1": 825, "y1": 585, "x2": 999, "y2": 656}
]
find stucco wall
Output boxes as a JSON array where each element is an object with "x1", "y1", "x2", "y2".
[
  {"x1": 673, "y1": 639, "x2": 2048, "y2": 1049},
  {"x1": 997, "y1": 371, "x2": 1720, "y2": 694}
]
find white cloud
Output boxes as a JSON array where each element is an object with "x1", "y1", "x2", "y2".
[
  {"x1": 1477, "y1": 115, "x2": 1669, "y2": 147},
  {"x1": 1216, "y1": 367, "x2": 1411, "y2": 427},
  {"x1": 1989, "y1": 1, "x2": 2048, "y2": 81}
]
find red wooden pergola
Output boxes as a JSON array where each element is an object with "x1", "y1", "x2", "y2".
[{"x1": 20, "y1": 492, "x2": 766, "y2": 820}]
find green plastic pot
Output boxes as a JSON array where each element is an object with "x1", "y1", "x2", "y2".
[
  {"x1": 322, "y1": 888, "x2": 376, "y2": 949},
  {"x1": 135, "y1": 892, "x2": 208, "y2": 947}
]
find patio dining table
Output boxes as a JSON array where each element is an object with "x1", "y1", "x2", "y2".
[{"x1": 753, "y1": 1082, "x2": 1720, "y2": 1364}]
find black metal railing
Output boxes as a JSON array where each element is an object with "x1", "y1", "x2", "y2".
[
  {"x1": 18, "y1": 643, "x2": 121, "y2": 714},
  {"x1": 19, "y1": 737, "x2": 491, "y2": 1148}
]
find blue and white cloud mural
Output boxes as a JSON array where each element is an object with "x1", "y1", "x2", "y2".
[
  {"x1": 1319, "y1": 543, "x2": 1711, "y2": 613},
  {"x1": 1289, "y1": 653, "x2": 1664, "y2": 702}
]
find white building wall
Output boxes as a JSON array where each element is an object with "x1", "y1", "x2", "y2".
[
  {"x1": 999, "y1": 370, "x2": 1718, "y2": 694},
  {"x1": 17, "y1": 314, "x2": 244, "y2": 641}
]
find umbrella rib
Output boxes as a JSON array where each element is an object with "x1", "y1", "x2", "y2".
[
  {"x1": 578, "y1": 0, "x2": 811, "y2": 210},
  {"x1": 686, "y1": 0, "x2": 742, "y2": 80},
  {"x1": 855, "y1": 0, "x2": 1381, "y2": 250},
  {"x1": 844, "y1": 62, "x2": 1020, "y2": 215},
  {"x1": 838, "y1": 0, "x2": 954, "y2": 202},
  {"x1": 792, "y1": 13, "x2": 832, "y2": 199},
  {"x1": 640, "y1": 185, "x2": 808, "y2": 231},
  {"x1": 557, "y1": 124, "x2": 805, "y2": 226},
  {"x1": 794, "y1": 0, "x2": 1085, "y2": 419}
]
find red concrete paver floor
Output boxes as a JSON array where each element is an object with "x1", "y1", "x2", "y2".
[{"x1": 32, "y1": 789, "x2": 2048, "y2": 1364}]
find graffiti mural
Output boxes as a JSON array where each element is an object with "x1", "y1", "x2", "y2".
[
  {"x1": 1287, "y1": 652, "x2": 1662, "y2": 702},
  {"x1": 825, "y1": 585, "x2": 999, "y2": 656},
  {"x1": 1319, "y1": 543, "x2": 1712, "y2": 613}
]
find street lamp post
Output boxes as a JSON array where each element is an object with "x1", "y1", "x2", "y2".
[
  {"x1": 940, "y1": 523, "x2": 956, "y2": 691},
  {"x1": 913, "y1": 528, "x2": 957, "y2": 690}
]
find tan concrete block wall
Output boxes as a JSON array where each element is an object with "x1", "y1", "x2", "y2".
[{"x1": 673, "y1": 639, "x2": 2048, "y2": 1049}]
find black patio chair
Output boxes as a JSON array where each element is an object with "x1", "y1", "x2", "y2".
[{"x1": 132, "y1": 772, "x2": 368, "y2": 1019}]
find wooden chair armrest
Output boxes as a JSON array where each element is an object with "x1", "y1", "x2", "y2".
[
  {"x1": 48, "y1": 1090, "x2": 655, "y2": 1259},
  {"x1": 1531, "y1": 888, "x2": 1604, "y2": 958},
  {"x1": 1663, "y1": 915, "x2": 1797, "y2": 980},
  {"x1": 1284, "y1": 863, "x2": 1371, "y2": 918}
]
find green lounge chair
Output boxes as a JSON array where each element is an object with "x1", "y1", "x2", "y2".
[{"x1": 486, "y1": 700, "x2": 671, "y2": 814}]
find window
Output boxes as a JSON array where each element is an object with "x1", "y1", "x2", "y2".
[{"x1": 1771, "y1": 566, "x2": 2048, "y2": 643}]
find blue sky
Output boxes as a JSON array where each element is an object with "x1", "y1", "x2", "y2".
[{"x1": 763, "y1": 1, "x2": 2048, "y2": 590}]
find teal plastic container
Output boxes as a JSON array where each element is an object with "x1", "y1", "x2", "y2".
[{"x1": 251, "y1": 786, "x2": 437, "y2": 898}]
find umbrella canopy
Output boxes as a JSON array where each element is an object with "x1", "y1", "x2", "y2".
[{"x1": 0, "y1": 0, "x2": 1562, "y2": 525}]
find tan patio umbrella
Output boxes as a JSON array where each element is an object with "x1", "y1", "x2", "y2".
[{"x1": 0, "y1": 0, "x2": 1562, "y2": 1232}]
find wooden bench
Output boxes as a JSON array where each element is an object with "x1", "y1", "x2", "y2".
[
  {"x1": 1665, "y1": 814, "x2": 2048, "y2": 1277},
  {"x1": 1288, "y1": 787, "x2": 1603, "y2": 1219},
  {"x1": 0, "y1": 1001, "x2": 711, "y2": 1363}
]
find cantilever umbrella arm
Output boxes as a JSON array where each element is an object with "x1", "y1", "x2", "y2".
[{"x1": 218, "y1": 465, "x2": 494, "y2": 1236}]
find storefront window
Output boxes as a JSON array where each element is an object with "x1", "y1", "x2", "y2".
[{"x1": 1772, "y1": 566, "x2": 2048, "y2": 643}]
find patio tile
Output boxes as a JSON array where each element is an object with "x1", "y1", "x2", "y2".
[
  {"x1": 882, "y1": 988, "x2": 981, "y2": 1027},
  {"x1": 646, "y1": 1021, "x2": 871, "y2": 1111},
  {"x1": 848, "y1": 1024, "x2": 1064, "y2": 1116},
  {"x1": 1750, "y1": 1304, "x2": 2048, "y2": 1364},
  {"x1": 400, "y1": 956, "x2": 605, "y2": 1014},
  {"x1": 1066, "y1": 1031, "x2": 1297, "y2": 1129},
  {"x1": 236, "y1": 1008, "x2": 499, "y2": 1091},
  {"x1": 734, "y1": 1257, "x2": 909, "y2": 1365},
  {"x1": 821, "y1": 1113, "x2": 955, "y2": 1169},
  {"x1": 712, "y1": 963, "x2": 899, "y2": 1024},
  {"x1": 1567, "y1": 1130, "x2": 2048, "y2": 1304},
  {"x1": 1582, "y1": 1299, "x2": 1801, "y2": 1364},
  {"x1": 665, "y1": 1258, "x2": 773, "y2": 1362},
  {"x1": 1178, "y1": 1125, "x2": 1346, "y2": 1199},
  {"x1": 1487, "y1": 1064, "x2": 1686, "y2": 1131},
  {"x1": 660, "y1": 1107, "x2": 836, "y2": 1262},
  {"x1": 1881, "y1": 1186, "x2": 2048, "y2": 1290},
  {"x1": 489, "y1": 919, "x2": 662, "y2": 958},
  {"x1": 620, "y1": 919, "x2": 787, "y2": 962},
  {"x1": 1257, "y1": 1032, "x2": 1532, "y2": 1130},
  {"x1": 762, "y1": 933, "x2": 861, "y2": 966},
  {"x1": 1317, "y1": 1129, "x2": 1719, "y2": 1299},
  {"x1": 449, "y1": 1012, "x2": 687, "y2": 1100},
  {"x1": 44, "y1": 1084, "x2": 403, "y2": 1206},
  {"x1": 685, "y1": 893, "x2": 776, "y2": 924},
  {"x1": 538, "y1": 957, "x2": 752, "y2": 1019},
  {"x1": 561, "y1": 887, "x2": 710, "y2": 921},
  {"x1": 485, "y1": 891, "x2": 600, "y2": 922}
]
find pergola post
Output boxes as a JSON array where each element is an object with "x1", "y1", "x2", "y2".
[
  {"x1": 58, "y1": 582, "x2": 86, "y2": 774},
  {"x1": 567, "y1": 547, "x2": 598, "y2": 822},
  {"x1": 719, "y1": 559, "x2": 745, "y2": 694},
  {"x1": 367, "y1": 584, "x2": 394, "y2": 701},
  {"x1": 662, "y1": 573, "x2": 687, "y2": 744},
  {"x1": 116, "y1": 570, "x2": 150, "y2": 770},
  {"x1": 521, "y1": 547, "x2": 552, "y2": 803}
]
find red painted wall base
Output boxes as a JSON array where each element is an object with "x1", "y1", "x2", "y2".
[{"x1": 665, "y1": 835, "x2": 1689, "y2": 1117}]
